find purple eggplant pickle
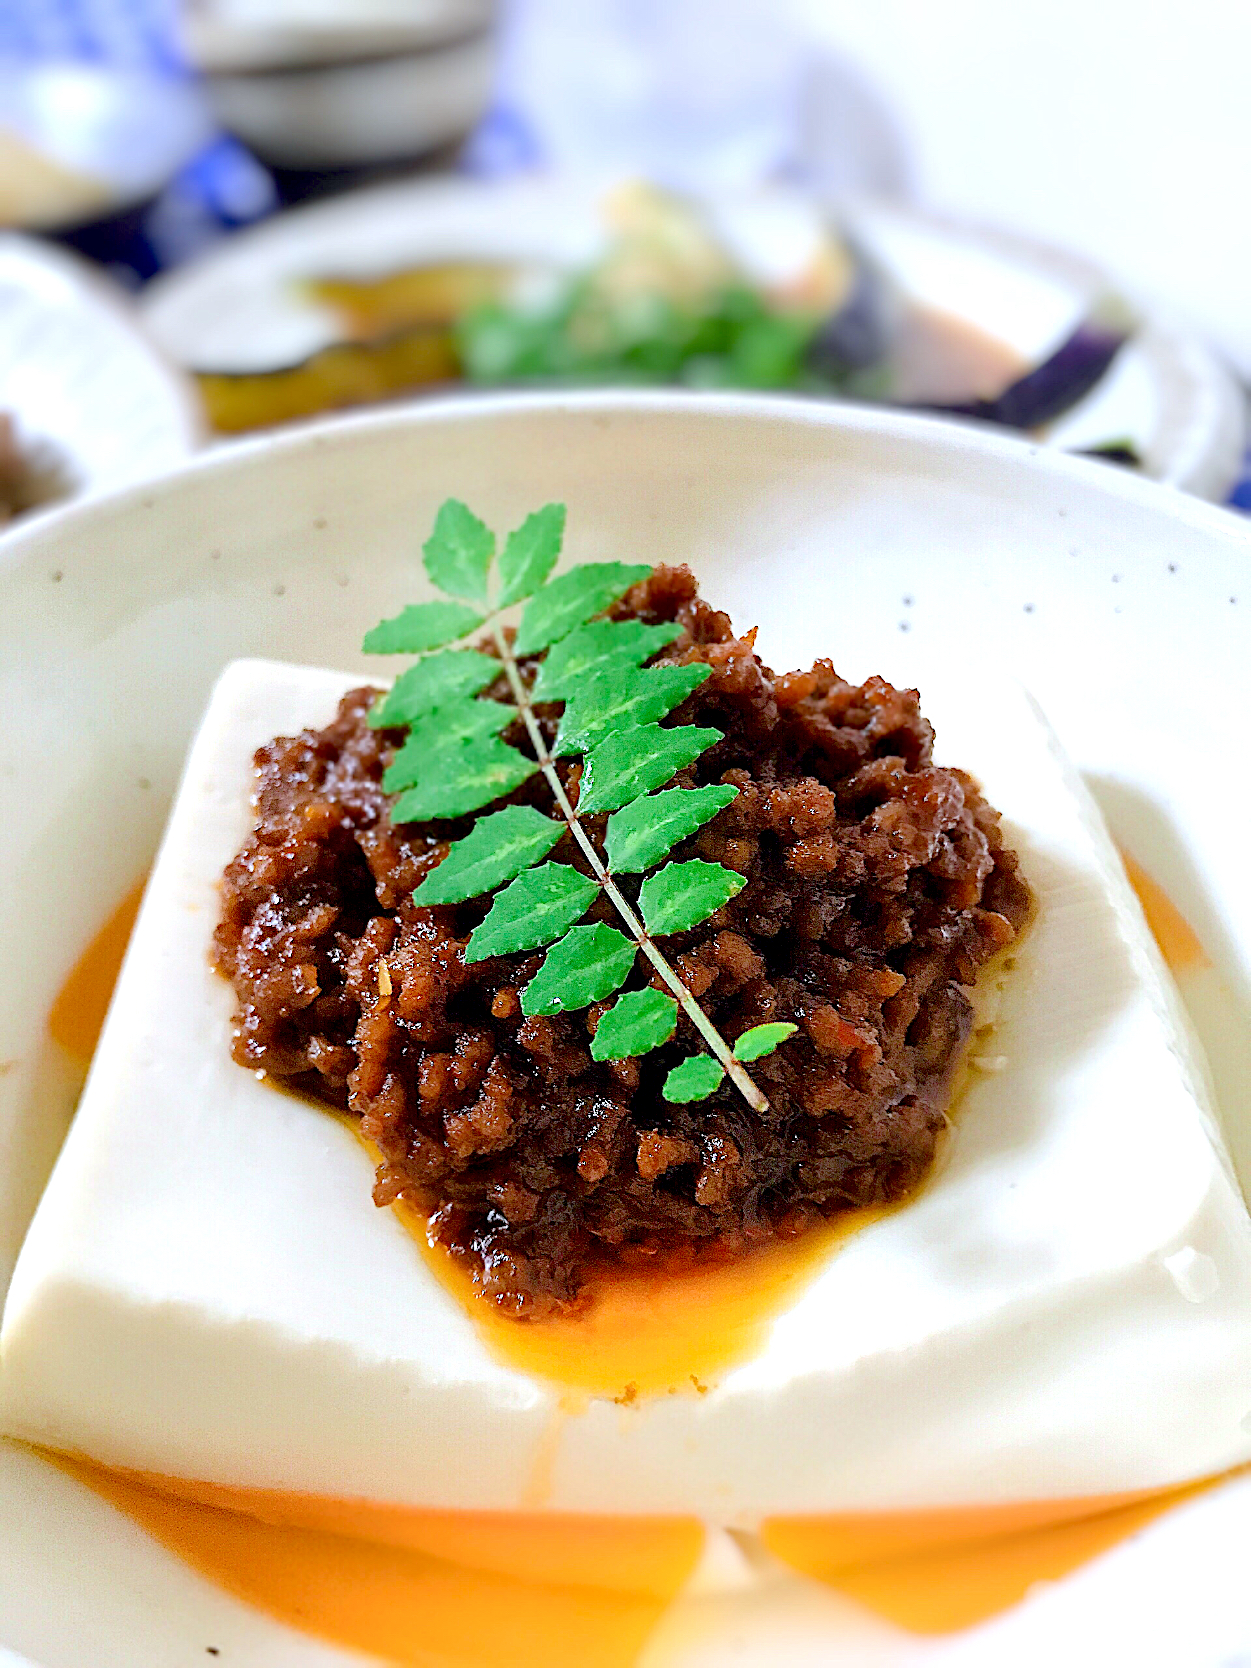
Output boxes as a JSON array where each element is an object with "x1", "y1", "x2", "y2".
[
  {"x1": 928, "y1": 322, "x2": 1128, "y2": 430},
  {"x1": 805, "y1": 263, "x2": 890, "y2": 377}
]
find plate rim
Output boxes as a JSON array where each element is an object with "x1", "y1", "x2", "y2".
[{"x1": 3, "y1": 388, "x2": 1249, "y2": 574}]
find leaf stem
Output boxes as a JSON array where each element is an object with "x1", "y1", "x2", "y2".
[{"x1": 491, "y1": 621, "x2": 769, "y2": 1114}]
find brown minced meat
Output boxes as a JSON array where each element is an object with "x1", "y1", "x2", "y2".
[{"x1": 215, "y1": 566, "x2": 1031, "y2": 1317}]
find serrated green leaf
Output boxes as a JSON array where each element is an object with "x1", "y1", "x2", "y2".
[
  {"x1": 605, "y1": 783, "x2": 738, "y2": 873},
  {"x1": 368, "y1": 650, "x2": 500, "y2": 729},
  {"x1": 578, "y1": 723, "x2": 722, "y2": 815},
  {"x1": 363, "y1": 600, "x2": 483, "y2": 655},
  {"x1": 663, "y1": 1056, "x2": 725, "y2": 1103},
  {"x1": 732, "y1": 1022, "x2": 798, "y2": 1062},
  {"x1": 403, "y1": 698, "x2": 513, "y2": 756},
  {"x1": 553, "y1": 662, "x2": 711, "y2": 757},
  {"x1": 497, "y1": 503, "x2": 566, "y2": 607},
  {"x1": 590, "y1": 987, "x2": 678, "y2": 1061},
  {"x1": 389, "y1": 738, "x2": 537, "y2": 822},
  {"x1": 412, "y1": 805, "x2": 563, "y2": 907},
  {"x1": 520, "y1": 923, "x2": 637, "y2": 1016},
  {"x1": 532, "y1": 619, "x2": 681, "y2": 702},
  {"x1": 422, "y1": 499, "x2": 494, "y2": 603},
  {"x1": 639, "y1": 860, "x2": 746, "y2": 936},
  {"x1": 466, "y1": 864, "x2": 599, "y2": 962},
  {"x1": 513, "y1": 562, "x2": 651, "y2": 657},
  {"x1": 382, "y1": 699, "x2": 512, "y2": 792}
]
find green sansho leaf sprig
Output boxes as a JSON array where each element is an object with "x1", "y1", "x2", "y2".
[{"x1": 364, "y1": 497, "x2": 798, "y2": 1108}]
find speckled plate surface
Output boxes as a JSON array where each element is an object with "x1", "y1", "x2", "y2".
[
  {"x1": 0, "y1": 393, "x2": 1249, "y2": 1666},
  {"x1": 0, "y1": 236, "x2": 204, "y2": 519}
]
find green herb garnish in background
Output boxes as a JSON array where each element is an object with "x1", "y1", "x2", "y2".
[
  {"x1": 457, "y1": 282, "x2": 833, "y2": 394},
  {"x1": 364, "y1": 497, "x2": 797, "y2": 1109}
]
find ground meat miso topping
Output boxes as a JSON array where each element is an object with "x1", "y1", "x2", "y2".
[{"x1": 215, "y1": 567, "x2": 1031, "y2": 1318}]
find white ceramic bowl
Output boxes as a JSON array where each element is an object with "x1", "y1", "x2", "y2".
[
  {"x1": 184, "y1": 0, "x2": 497, "y2": 72},
  {"x1": 2, "y1": 393, "x2": 1250, "y2": 1666},
  {"x1": 203, "y1": 29, "x2": 497, "y2": 167}
]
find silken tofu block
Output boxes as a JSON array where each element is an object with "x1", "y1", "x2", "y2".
[{"x1": 3, "y1": 658, "x2": 1250, "y2": 1522}]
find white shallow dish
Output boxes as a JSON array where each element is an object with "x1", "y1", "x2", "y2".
[
  {"x1": 1, "y1": 393, "x2": 1250, "y2": 1664},
  {"x1": 140, "y1": 176, "x2": 1245, "y2": 498},
  {"x1": 0, "y1": 236, "x2": 204, "y2": 518}
]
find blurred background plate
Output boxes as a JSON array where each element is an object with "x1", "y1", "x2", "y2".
[
  {"x1": 0, "y1": 235, "x2": 204, "y2": 521},
  {"x1": 139, "y1": 174, "x2": 1244, "y2": 497}
]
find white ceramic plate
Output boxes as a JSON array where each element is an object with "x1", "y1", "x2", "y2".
[
  {"x1": 0, "y1": 236, "x2": 205, "y2": 519},
  {"x1": 1, "y1": 393, "x2": 1250, "y2": 1666},
  {"x1": 139, "y1": 176, "x2": 1245, "y2": 498}
]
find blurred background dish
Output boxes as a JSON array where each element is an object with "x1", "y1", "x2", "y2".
[
  {"x1": 0, "y1": 235, "x2": 203, "y2": 522},
  {"x1": 185, "y1": 0, "x2": 493, "y2": 190},
  {"x1": 183, "y1": 0, "x2": 497, "y2": 72},
  {"x1": 141, "y1": 173, "x2": 1244, "y2": 497},
  {"x1": 198, "y1": 32, "x2": 495, "y2": 172},
  {"x1": 185, "y1": 0, "x2": 497, "y2": 175},
  {"x1": 0, "y1": 56, "x2": 213, "y2": 233},
  {"x1": 847, "y1": 203, "x2": 1246, "y2": 502},
  {"x1": 2, "y1": 0, "x2": 1247, "y2": 504}
]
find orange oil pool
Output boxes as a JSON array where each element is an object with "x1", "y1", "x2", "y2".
[
  {"x1": 37, "y1": 860, "x2": 1238, "y2": 1658},
  {"x1": 46, "y1": 880, "x2": 145, "y2": 1067},
  {"x1": 380, "y1": 1133, "x2": 890, "y2": 1404},
  {"x1": 1121, "y1": 852, "x2": 1208, "y2": 973},
  {"x1": 49, "y1": 1452, "x2": 701, "y2": 1668}
]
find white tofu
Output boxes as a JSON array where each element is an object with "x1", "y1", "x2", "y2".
[{"x1": 2, "y1": 658, "x2": 1250, "y2": 1523}]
